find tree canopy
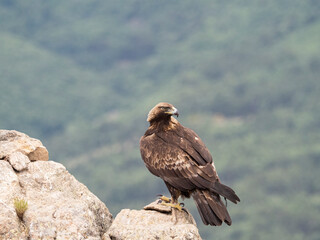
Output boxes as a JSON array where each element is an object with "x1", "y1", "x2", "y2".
[{"x1": 1, "y1": 1, "x2": 319, "y2": 239}]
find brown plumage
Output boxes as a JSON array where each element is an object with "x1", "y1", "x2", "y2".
[{"x1": 140, "y1": 102, "x2": 240, "y2": 226}]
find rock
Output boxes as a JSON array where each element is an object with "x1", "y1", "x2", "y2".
[
  {"x1": 7, "y1": 151, "x2": 30, "y2": 171},
  {"x1": 0, "y1": 130, "x2": 49, "y2": 161},
  {"x1": 143, "y1": 199, "x2": 173, "y2": 213},
  {"x1": 0, "y1": 161, "x2": 28, "y2": 240},
  {"x1": 19, "y1": 161, "x2": 112, "y2": 239},
  {"x1": 27, "y1": 146, "x2": 49, "y2": 161},
  {"x1": 104, "y1": 200, "x2": 202, "y2": 240},
  {"x1": 0, "y1": 130, "x2": 112, "y2": 240}
]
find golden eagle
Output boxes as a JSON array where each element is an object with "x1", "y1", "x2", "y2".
[{"x1": 140, "y1": 102, "x2": 240, "y2": 226}]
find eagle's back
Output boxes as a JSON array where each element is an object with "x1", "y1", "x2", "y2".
[{"x1": 139, "y1": 121, "x2": 220, "y2": 191}]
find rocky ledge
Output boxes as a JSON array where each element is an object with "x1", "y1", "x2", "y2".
[
  {"x1": 0, "y1": 130, "x2": 201, "y2": 240},
  {"x1": 104, "y1": 201, "x2": 201, "y2": 240}
]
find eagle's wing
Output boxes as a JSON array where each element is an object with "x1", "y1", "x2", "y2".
[
  {"x1": 140, "y1": 132, "x2": 218, "y2": 192},
  {"x1": 140, "y1": 129, "x2": 239, "y2": 203},
  {"x1": 157, "y1": 125, "x2": 213, "y2": 166}
]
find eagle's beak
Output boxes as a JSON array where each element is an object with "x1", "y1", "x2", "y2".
[{"x1": 168, "y1": 107, "x2": 179, "y2": 117}]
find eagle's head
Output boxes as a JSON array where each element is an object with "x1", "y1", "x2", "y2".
[{"x1": 147, "y1": 102, "x2": 179, "y2": 122}]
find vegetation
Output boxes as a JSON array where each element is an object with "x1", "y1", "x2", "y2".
[
  {"x1": 13, "y1": 198, "x2": 28, "y2": 219},
  {"x1": 1, "y1": 1, "x2": 319, "y2": 239}
]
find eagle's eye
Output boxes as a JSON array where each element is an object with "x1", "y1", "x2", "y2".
[{"x1": 159, "y1": 106, "x2": 170, "y2": 111}]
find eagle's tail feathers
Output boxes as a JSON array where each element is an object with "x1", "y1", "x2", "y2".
[
  {"x1": 212, "y1": 182, "x2": 240, "y2": 204},
  {"x1": 193, "y1": 189, "x2": 231, "y2": 226}
]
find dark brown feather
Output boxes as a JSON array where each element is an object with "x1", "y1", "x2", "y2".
[
  {"x1": 193, "y1": 190, "x2": 223, "y2": 226},
  {"x1": 140, "y1": 102, "x2": 240, "y2": 226}
]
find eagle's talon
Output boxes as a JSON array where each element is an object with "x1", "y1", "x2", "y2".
[
  {"x1": 179, "y1": 202, "x2": 185, "y2": 207},
  {"x1": 182, "y1": 207, "x2": 189, "y2": 214},
  {"x1": 160, "y1": 202, "x2": 183, "y2": 211},
  {"x1": 159, "y1": 195, "x2": 171, "y2": 203}
]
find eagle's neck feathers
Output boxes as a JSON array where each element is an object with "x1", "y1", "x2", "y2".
[{"x1": 146, "y1": 117, "x2": 178, "y2": 135}]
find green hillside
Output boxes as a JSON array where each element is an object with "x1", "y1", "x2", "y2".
[{"x1": 1, "y1": 1, "x2": 320, "y2": 239}]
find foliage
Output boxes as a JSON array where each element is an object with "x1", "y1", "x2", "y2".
[
  {"x1": 13, "y1": 198, "x2": 28, "y2": 219},
  {"x1": 1, "y1": 1, "x2": 320, "y2": 239}
]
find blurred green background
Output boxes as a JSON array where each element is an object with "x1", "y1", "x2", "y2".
[{"x1": 1, "y1": 1, "x2": 320, "y2": 239}]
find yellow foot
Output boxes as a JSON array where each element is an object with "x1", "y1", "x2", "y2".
[
  {"x1": 161, "y1": 202, "x2": 183, "y2": 211},
  {"x1": 159, "y1": 195, "x2": 171, "y2": 203}
]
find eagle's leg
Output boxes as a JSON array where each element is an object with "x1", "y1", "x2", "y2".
[
  {"x1": 170, "y1": 196, "x2": 183, "y2": 224},
  {"x1": 160, "y1": 183, "x2": 183, "y2": 211}
]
